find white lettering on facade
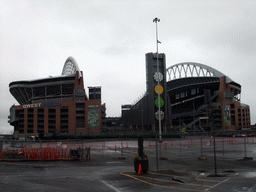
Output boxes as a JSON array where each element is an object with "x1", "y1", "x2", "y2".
[
  {"x1": 23, "y1": 103, "x2": 42, "y2": 108},
  {"x1": 22, "y1": 102, "x2": 60, "y2": 108}
]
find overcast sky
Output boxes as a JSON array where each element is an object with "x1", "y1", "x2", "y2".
[{"x1": 1, "y1": 0, "x2": 256, "y2": 134}]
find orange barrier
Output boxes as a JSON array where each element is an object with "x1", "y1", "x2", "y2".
[{"x1": 1, "y1": 147, "x2": 76, "y2": 161}]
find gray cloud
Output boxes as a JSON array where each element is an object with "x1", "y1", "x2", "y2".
[{"x1": 1, "y1": 0, "x2": 255, "y2": 133}]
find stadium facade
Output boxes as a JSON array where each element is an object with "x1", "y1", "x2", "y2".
[
  {"x1": 120, "y1": 52, "x2": 251, "y2": 133},
  {"x1": 8, "y1": 57, "x2": 102, "y2": 136}
]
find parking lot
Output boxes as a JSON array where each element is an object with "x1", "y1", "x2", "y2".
[{"x1": 1, "y1": 137, "x2": 256, "y2": 191}]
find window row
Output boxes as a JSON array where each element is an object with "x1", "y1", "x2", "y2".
[{"x1": 176, "y1": 88, "x2": 200, "y2": 100}]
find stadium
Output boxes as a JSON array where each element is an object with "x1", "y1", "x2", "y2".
[
  {"x1": 120, "y1": 53, "x2": 251, "y2": 133},
  {"x1": 8, "y1": 57, "x2": 103, "y2": 137},
  {"x1": 8, "y1": 53, "x2": 251, "y2": 136}
]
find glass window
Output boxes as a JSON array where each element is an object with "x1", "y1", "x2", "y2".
[
  {"x1": 191, "y1": 89, "x2": 196, "y2": 95},
  {"x1": 176, "y1": 94, "x2": 180, "y2": 99}
]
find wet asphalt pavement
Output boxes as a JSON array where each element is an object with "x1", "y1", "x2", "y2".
[{"x1": 1, "y1": 138, "x2": 256, "y2": 191}]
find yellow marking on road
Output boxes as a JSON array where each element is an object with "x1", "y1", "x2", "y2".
[
  {"x1": 148, "y1": 172, "x2": 220, "y2": 183},
  {"x1": 132, "y1": 174, "x2": 212, "y2": 188},
  {"x1": 120, "y1": 172, "x2": 206, "y2": 192}
]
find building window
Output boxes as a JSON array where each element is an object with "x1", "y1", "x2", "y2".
[
  {"x1": 191, "y1": 89, "x2": 196, "y2": 95},
  {"x1": 180, "y1": 92, "x2": 185, "y2": 98},
  {"x1": 176, "y1": 94, "x2": 180, "y2": 99}
]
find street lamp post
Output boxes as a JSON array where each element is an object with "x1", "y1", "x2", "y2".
[{"x1": 153, "y1": 17, "x2": 162, "y2": 143}]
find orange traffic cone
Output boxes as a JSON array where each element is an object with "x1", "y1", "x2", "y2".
[{"x1": 137, "y1": 164, "x2": 143, "y2": 175}]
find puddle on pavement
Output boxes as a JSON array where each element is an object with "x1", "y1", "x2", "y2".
[{"x1": 242, "y1": 172, "x2": 256, "y2": 178}]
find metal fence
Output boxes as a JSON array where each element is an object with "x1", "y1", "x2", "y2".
[
  {"x1": 0, "y1": 140, "x2": 90, "y2": 161},
  {"x1": 1, "y1": 136, "x2": 256, "y2": 161}
]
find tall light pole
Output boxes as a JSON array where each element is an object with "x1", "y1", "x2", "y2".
[{"x1": 153, "y1": 17, "x2": 162, "y2": 142}]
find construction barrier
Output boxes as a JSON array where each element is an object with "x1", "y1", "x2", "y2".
[
  {"x1": 0, "y1": 145, "x2": 90, "y2": 161},
  {"x1": 1, "y1": 137, "x2": 256, "y2": 162}
]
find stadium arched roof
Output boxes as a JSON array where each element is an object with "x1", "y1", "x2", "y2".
[
  {"x1": 62, "y1": 57, "x2": 82, "y2": 78},
  {"x1": 166, "y1": 62, "x2": 241, "y2": 93},
  {"x1": 166, "y1": 62, "x2": 233, "y2": 83}
]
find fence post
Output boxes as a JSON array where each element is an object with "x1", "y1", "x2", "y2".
[
  {"x1": 244, "y1": 137, "x2": 247, "y2": 158},
  {"x1": 82, "y1": 140, "x2": 84, "y2": 160},
  {"x1": 180, "y1": 138, "x2": 181, "y2": 158},
  {"x1": 102, "y1": 140, "x2": 104, "y2": 157},
  {"x1": 121, "y1": 139, "x2": 123, "y2": 157},
  {"x1": 223, "y1": 137, "x2": 225, "y2": 159},
  {"x1": 156, "y1": 133, "x2": 158, "y2": 171},
  {"x1": 200, "y1": 136, "x2": 203, "y2": 157}
]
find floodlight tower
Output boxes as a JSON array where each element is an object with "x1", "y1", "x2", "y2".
[{"x1": 153, "y1": 17, "x2": 162, "y2": 142}]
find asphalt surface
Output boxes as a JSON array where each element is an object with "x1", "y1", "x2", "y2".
[{"x1": 1, "y1": 138, "x2": 256, "y2": 191}]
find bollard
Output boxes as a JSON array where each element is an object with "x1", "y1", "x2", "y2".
[{"x1": 165, "y1": 142, "x2": 167, "y2": 150}]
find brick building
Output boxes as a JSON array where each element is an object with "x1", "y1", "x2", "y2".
[{"x1": 8, "y1": 57, "x2": 102, "y2": 136}]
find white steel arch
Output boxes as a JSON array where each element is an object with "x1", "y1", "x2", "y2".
[
  {"x1": 166, "y1": 62, "x2": 233, "y2": 83},
  {"x1": 62, "y1": 57, "x2": 82, "y2": 78}
]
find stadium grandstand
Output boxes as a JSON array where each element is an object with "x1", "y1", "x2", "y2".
[
  {"x1": 8, "y1": 57, "x2": 103, "y2": 137},
  {"x1": 120, "y1": 53, "x2": 251, "y2": 134}
]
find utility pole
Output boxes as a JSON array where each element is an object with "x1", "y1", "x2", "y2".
[{"x1": 153, "y1": 17, "x2": 162, "y2": 142}]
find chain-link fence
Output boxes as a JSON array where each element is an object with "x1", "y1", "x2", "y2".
[
  {"x1": 1, "y1": 136, "x2": 256, "y2": 161},
  {"x1": 0, "y1": 140, "x2": 90, "y2": 161}
]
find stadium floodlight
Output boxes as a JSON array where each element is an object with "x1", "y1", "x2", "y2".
[{"x1": 153, "y1": 17, "x2": 162, "y2": 142}]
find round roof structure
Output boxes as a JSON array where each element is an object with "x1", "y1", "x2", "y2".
[
  {"x1": 166, "y1": 62, "x2": 233, "y2": 83},
  {"x1": 62, "y1": 57, "x2": 82, "y2": 78}
]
